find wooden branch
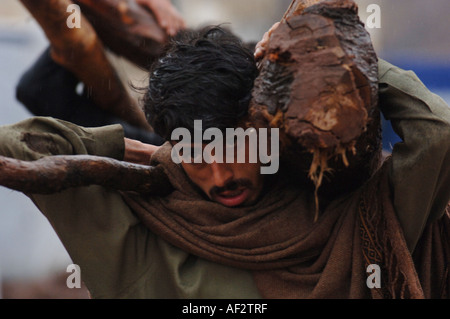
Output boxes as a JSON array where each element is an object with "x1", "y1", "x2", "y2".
[
  {"x1": 250, "y1": 0, "x2": 380, "y2": 199},
  {"x1": 72, "y1": 0, "x2": 168, "y2": 68},
  {"x1": 19, "y1": 0, "x2": 153, "y2": 131},
  {"x1": 0, "y1": 155, "x2": 172, "y2": 195}
]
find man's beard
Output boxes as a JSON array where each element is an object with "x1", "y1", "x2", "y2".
[{"x1": 209, "y1": 178, "x2": 254, "y2": 199}]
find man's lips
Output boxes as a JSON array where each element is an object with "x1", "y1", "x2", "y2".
[{"x1": 213, "y1": 188, "x2": 250, "y2": 207}]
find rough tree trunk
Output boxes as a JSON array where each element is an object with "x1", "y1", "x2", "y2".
[
  {"x1": 250, "y1": 0, "x2": 381, "y2": 206},
  {"x1": 19, "y1": 0, "x2": 153, "y2": 131},
  {"x1": 0, "y1": 155, "x2": 172, "y2": 195}
]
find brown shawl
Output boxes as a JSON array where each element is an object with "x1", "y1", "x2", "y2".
[{"x1": 122, "y1": 143, "x2": 450, "y2": 299}]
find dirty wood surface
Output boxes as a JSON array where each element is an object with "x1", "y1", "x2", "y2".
[
  {"x1": 0, "y1": 155, "x2": 172, "y2": 195},
  {"x1": 250, "y1": 0, "x2": 380, "y2": 200}
]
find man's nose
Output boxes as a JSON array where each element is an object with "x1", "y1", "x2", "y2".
[{"x1": 210, "y1": 162, "x2": 233, "y2": 188}]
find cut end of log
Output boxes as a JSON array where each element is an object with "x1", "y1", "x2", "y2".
[{"x1": 250, "y1": 0, "x2": 381, "y2": 202}]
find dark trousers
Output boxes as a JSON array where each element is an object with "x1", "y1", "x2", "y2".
[{"x1": 16, "y1": 47, "x2": 164, "y2": 145}]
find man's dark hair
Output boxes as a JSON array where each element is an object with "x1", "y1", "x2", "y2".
[{"x1": 143, "y1": 26, "x2": 258, "y2": 141}]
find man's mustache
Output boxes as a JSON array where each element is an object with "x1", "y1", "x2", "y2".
[{"x1": 209, "y1": 179, "x2": 254, "y2": 197}]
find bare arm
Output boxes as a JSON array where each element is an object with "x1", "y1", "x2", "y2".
[{"x1": 124, "y1": 137, "x2": 160, "y2": 165}]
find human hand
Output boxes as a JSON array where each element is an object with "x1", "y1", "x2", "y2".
[
  {"x1": 124, "y1": 138, "x2": 160, "y2": 166},
  {"x1": 254, "y1": 22, "x2": 280, "y2": 61},
  {"x1": 135, "y1": 0, "x2": 185, "y2": 36}
]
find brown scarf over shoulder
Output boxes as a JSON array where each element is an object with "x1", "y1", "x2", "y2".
[{"x1": 122, "y1": 143, "x2": 450, "y2": 299}]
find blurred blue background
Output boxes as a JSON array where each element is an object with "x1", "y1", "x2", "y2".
[{"x1": 379, "y1": 58, "x2": 450, "y2": 150}]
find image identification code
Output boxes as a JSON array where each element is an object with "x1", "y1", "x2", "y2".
[{"x1": 182, "y1": 303, "x2": 268, "y2": 316}]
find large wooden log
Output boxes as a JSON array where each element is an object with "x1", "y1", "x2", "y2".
[
  {"x1": 0, "y1": 155, "x2": 172, "y2": 195},
  {"x1": 19, "y1": 0, "x2": 153, "y2": 131},
  {"x1": 250, "y1": 0, "x2": 381, "y2": 205}
]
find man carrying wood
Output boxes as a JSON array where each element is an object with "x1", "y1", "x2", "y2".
[{"x1": 0, "y1": 1, "x2": 449, "y2": 299}]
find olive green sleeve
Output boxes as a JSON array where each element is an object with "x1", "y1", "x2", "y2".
[
  {"x1": 378, "y1": 59, "x2": 450, "y2": 252},
  {"x1": 0, "y1": 117, "x2": 154, "y2": 298},
  {"x1": 0, "y1": 116, "x2": 125, "y2": 160}
]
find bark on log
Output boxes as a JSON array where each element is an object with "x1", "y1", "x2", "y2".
[
  {"x1": 19, "y1": 0, "x2": 152, "y2": 131},
  {"x1": 72, "y1": 0, "x2": 168, "y2": 69},
  {"x1": 0, "y1": 155, "x2": 172, "y2": 195},
  {"x1": 250, "y1": 0, "x2": 381, "y2": 202}
]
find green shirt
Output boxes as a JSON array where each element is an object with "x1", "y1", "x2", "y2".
[{"x1": 0, "y1": 60, "x2": 449, "y2": 298}]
